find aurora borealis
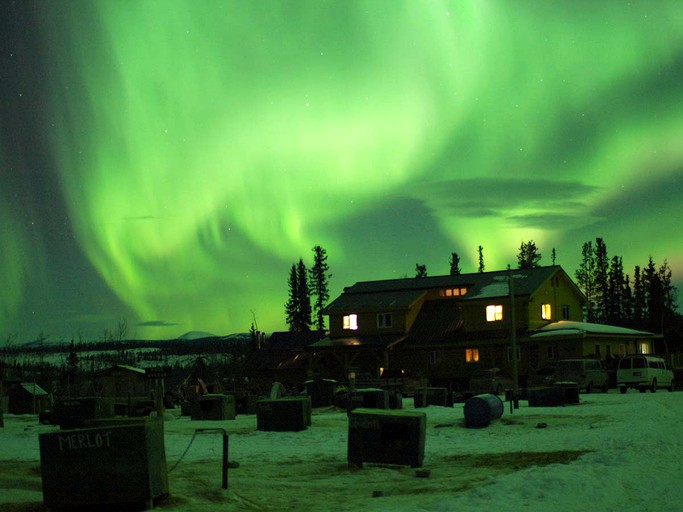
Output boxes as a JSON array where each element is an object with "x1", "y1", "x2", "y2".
[{"x1": 2, "y1": 1, "x2": 682, "y2": 342}]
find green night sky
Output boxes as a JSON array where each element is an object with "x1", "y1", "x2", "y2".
[{"x1": 1, "y1": 1, "x2": 682, "y2": 342}]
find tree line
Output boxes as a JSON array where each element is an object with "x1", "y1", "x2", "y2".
[{"x1": 574, "y1": 238, "x2": 678, "y2": 334}]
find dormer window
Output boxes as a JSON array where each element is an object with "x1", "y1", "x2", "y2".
[
  {"x1": 343, "y1": 314, "x2": 358, "y2": 330},
  {"x1": 377, "y1": 313, "x2": 392, "y2": 328},
  {"x1": 440, "y1": 287, "x2": 468, "y2": 297},
  {"x1": 541, "y1": 304, "x2": 552, "y2": 320},
  {"x1": 486, "y1": 305, "x2": 503, "y2": 322}
]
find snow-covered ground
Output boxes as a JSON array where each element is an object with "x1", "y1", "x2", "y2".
[{"x1": 1, "y1": 390, "x2": 682, "y2": 511}]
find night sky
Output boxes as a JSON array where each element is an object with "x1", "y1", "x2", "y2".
[{"x1": 2, "y1": 1, "x2": 682, "y2": 342}]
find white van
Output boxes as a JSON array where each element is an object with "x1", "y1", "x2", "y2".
[{"x1": 617, "y1": 355, "x2": 674, "y2": 393}]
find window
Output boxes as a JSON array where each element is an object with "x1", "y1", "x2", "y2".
[
  {"x1": 441, "y1": 287, "x2": 468, "y2": 297},
  {"x1": 376, "y1": 313, "x2": 392, "y2": 328},
  {"x1": 342, "y1": 314, "x2": 358, "y2": 330},
  {"x1": 547, "y1": 345, "x2": 556, "y2": 359},
  {"x1": 429, "y1": 350, "x2": 442, "y2": 365},
  {"x1": 605, "y1": 345, "x2": 612, "y2": 359},
  {"x1": 486, "y1": 305, "x2": 503, "y2": 322},
  {"x1": 639, "y1": 342, "x2": 651, "y2": 354},
  {"x1": 465, "y1": 348, "x2": 479, "y2": 363},
  {"x1": 507, "y1": 347, "x2": 521, "y2": 361},
  {"x1": 618, "y1": 344, "x2": 626, "y2": 357},
  {"x1": 561, "y1": 305, "x2": 570, "y2": 320},
  {"x1": 595, "y1": 344, "x2": 601, "y2": 357},
  {"x1": 541, "y1": 304, "x2": 552, "y2": 320}
]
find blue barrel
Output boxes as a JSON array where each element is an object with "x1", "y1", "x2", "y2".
[{"x1": 463, "y1": 393, "x2": 504, "y2": 428}]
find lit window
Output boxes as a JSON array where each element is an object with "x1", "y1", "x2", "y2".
[
  {"x1": 466, "y1": 348, "x2": 480, "y2": 363},
  {"x1": 343, "y1": 314, "x2": 358, "y2": 330},
  {"x1": 486, "y1": 305, "x2": 503, "y2": 322},
  {"x1": 541, "y1": 304, "x2": 551, "y2": 320},
  {"x1": 377, "y1": 313, "x2": 392, "y2": 328},
  {"x1": 639, "y1": 342, "x2": 651, "y2": 354},
  {"x1": 441, "y1": 287, "x2": 468, "y2": 298},
  {"x1": 561, "y1": 305, "x2": 570, "y2": 320}
]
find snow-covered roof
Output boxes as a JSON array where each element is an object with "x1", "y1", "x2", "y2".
[{"x1": 531, "y1": 320, "x2": 655, "y2": 338}]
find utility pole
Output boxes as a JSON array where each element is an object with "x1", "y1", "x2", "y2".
[{"x1": 509, "y1": 269, "x2": 520, "y2": 409}]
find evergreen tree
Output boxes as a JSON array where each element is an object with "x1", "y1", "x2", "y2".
[
  {"x1": 606, "y1": 256, "x2": 625, "y2": 324},
  {"x1": 449, "y1": 252, "x2": 461, "y2": 276},
  {"x1": 296, "y1": 258, "x2": 312, "y2": 331},
  {"x1": 623, "y1": 275, "x2": 633, "y2": 324},
  {"x1": 594, "y1": 238, "x2": 609, "y2": 323},
  {"x1": 517, "y1": 240, "x2": 542, "y2": 269},
  {"x1": 644, "y1": 256, "x2": 663, "y2": 332},
  {"x1": 575, "y1": 241, "x2": 596, "y2": 322},
  {"x1": 632, "y1": 265, "x2": 646, "y2": 324},
  {"x1": 285, "y1": 260, "x2": 313, "y2": 331},
  {"x1": 477, "y1": 246, "x2": 485, "y2": 273},
  {"x1": 284, "y1": 264, "x2": 299, "y2": 330},
  {"x1": 415, "y1": 263, "x2": 428, "y2": 278},
  {"x1": 551, "y1": 248, "x2": 557, "y2": 265},
  {"x1": 309, "y1": 245, "x2": 330, "y2": 331}
]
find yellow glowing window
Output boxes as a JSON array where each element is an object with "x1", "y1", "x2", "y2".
[
  {"x1": 486, "y1": 305, "x2": 503, "y2": 322},
  {"x1": 541, "y1": 304, "x2": 552, "y2": 320},
  {"x1": 466, "y1": 348, "x2": 479, "y2": 363},
  {"x1": 639, "y1": 342, "x2": 651, "y2": 354},
  {"x1": 441, "y1": 287, "x2": 468, "y2": 297},
  {"x1": 343, "y1": 314, "x2": 358, "y2": 330}
]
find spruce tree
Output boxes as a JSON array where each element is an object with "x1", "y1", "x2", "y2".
[
  {"x1": 415, "y1": 264, "x2": 428, "y2": 278},
  {"x1": 309, "y1": 245, "x2": 330, "y2": 331},
  {"x1": 632, "y1": 265, "x2": 646, "y2": 324},
  {"x1": 477, "y1": 246, "x2": 485, "y2": 273},
  {"x1": 517, "y1": 240, "x2": 542, "y2": 269},
  {"x1": 594, "y1": 238, "x2": 609, "y2": 323},
  {"x1": 575, "y1": 241, "x2": 596, "y2": 322},
  {"x1": 296, "y1": 258, "x2": 312, "y2": 331},
  {"x1": 606, "y1": 256, "x2": 625, "y2": 324},
  {"x1": 449, "y1": 253, "x2": 461, "y2": 276},
  {"x1": 285, "y1": 264, "x2": 299, "y2": 331}
]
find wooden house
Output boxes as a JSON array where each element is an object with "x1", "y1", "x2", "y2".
[{"x1": 308, "y1": 266, "x2": 658, "y2": 389}]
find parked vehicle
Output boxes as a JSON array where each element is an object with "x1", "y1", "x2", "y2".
[
  {"x1": 469, "y1": 368, "x2": 514, "y2": 395},
  {"x1": 527, "y1": 366, "x2": 557, "y2": 388},
  {"x1": 617, "y1": 355, "x2": 674, "y2": 393},
  {"x1": 555, "y1": 358, "x2": 609, "y2": 393}
]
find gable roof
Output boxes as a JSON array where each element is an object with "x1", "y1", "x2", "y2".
[
  {"x1": 329, "y1": 266, "x2": 573, "y2": 309},
  {"x1": 266, "y1": 330, "x2": 327, "y2": 350},
  {"x1": 404, "y1": 300, "x2": 464, "y2": 345},
  {"x1": 323, "y1": 289, "x2": 426, "y2": 313}
]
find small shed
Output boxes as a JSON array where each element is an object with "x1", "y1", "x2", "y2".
[
  {"x1": 8, "y1": 382, "x2": 49, "y2": 415},
  {"x1": 85, "y1": 365, "x2": 151, "y2": 399}
]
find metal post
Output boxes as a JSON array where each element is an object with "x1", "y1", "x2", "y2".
[
  {"x1": 195, "y1": 428, "x2": 229, "y2": 490},
  {"x1": 222, "y1": 433, "x2": 229, "y2": 489}
]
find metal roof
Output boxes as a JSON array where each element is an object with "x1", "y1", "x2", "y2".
[{"x1": 336, "y1": 266, "x2": 571, "y2": 303}]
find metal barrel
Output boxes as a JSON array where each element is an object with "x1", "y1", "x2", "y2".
[{"x1": 463, "y1": 393, "x2": 504, "y2": 428}]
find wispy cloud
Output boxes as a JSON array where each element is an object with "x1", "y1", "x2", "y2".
[{"x1": 137, "y1": 320, "x2": 179, "y2": 327}]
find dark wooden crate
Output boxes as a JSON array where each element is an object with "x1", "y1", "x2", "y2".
[
  {"x1": 256, "y1": 397, "x2": 312, "y2": 431},
  {"x1": 348, "y1": 408, "x2": 426, "y2": 468}
]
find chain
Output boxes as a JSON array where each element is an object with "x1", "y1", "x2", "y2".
[{"x1": 168, "y1": 430, "x2": 198, "y2": 473}]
